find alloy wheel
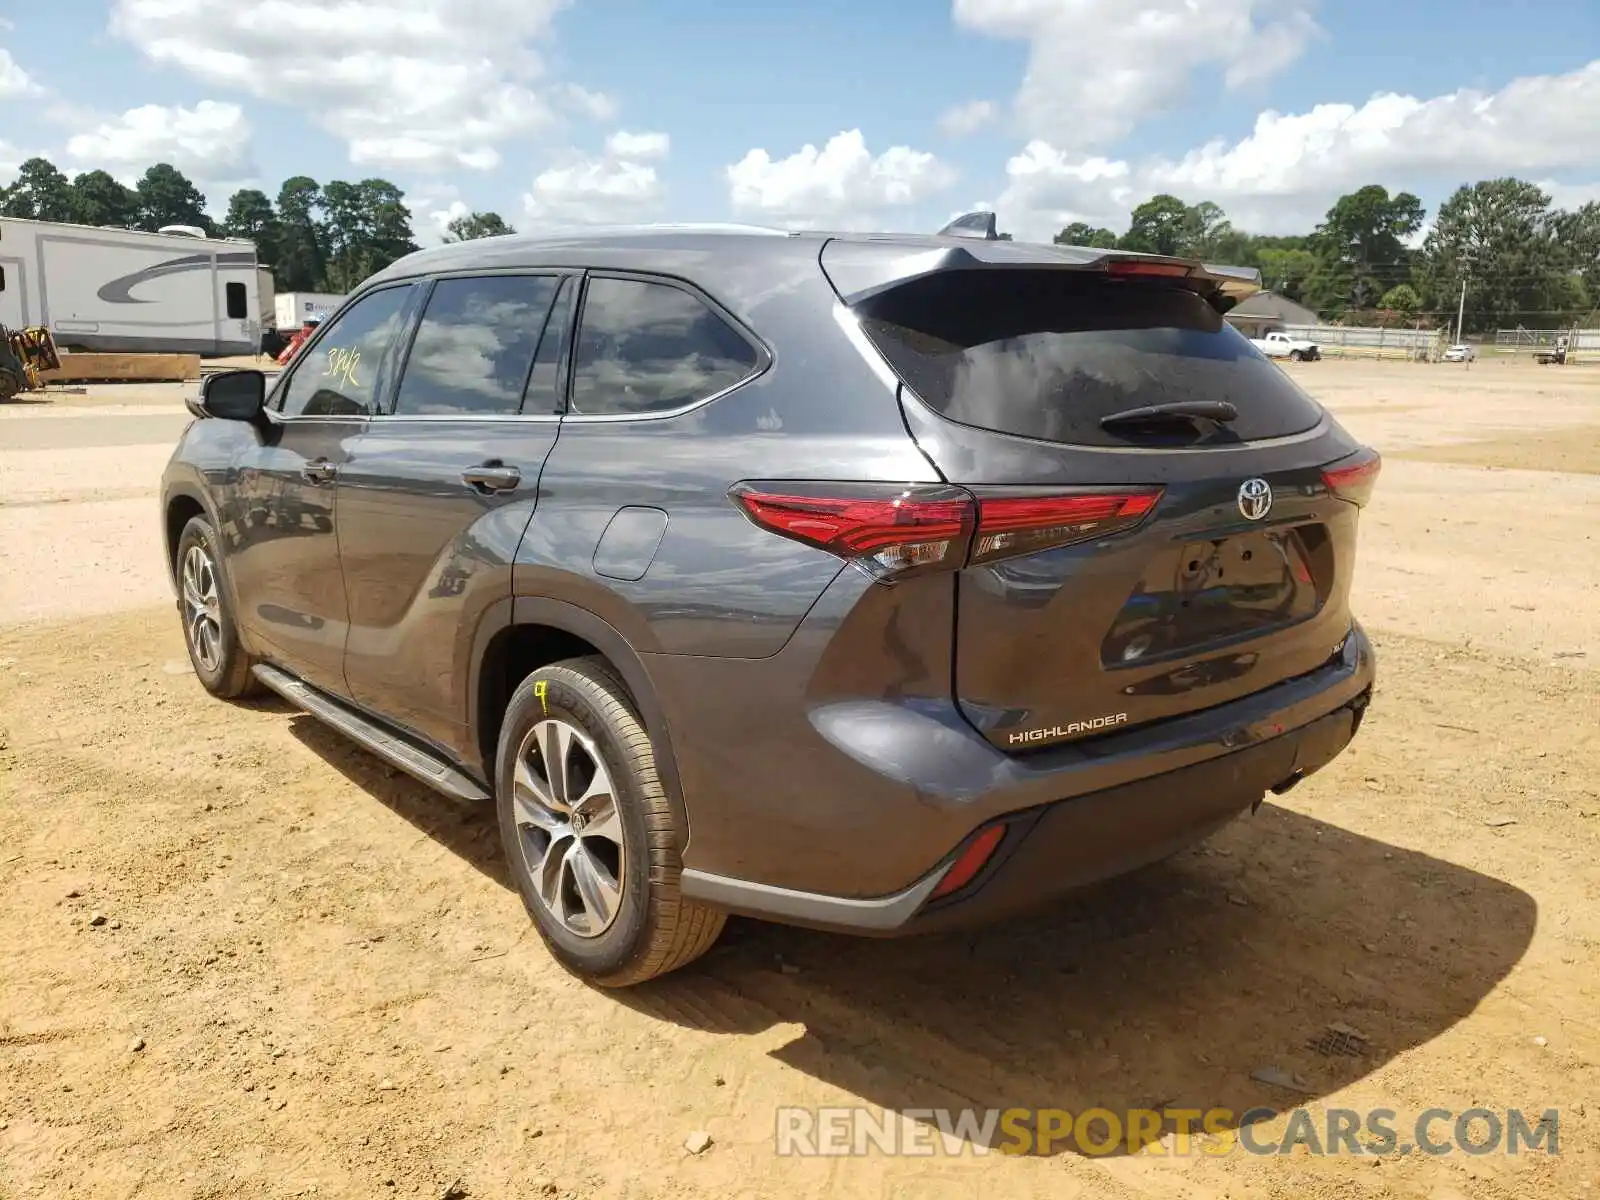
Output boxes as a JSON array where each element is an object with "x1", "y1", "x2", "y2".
[
  {"x1": 512, "y1": 717, "x2": 627, "y2": 938},
  {"x1": 181, "y1": 545, "x2": 223, "y2": 673}
]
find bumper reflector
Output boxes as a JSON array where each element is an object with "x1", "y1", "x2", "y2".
[{"x1": 929, "y1": 824, "x2": 1007, "y2": 900}]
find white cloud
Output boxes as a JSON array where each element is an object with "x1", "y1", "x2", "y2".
[
  {"x1": 604, "y1": 130, "x2": 669, "y2": 160},
  {"x1": 109, "y1": 0, "x2": 575, "y2": 172},
  {"x1": 403, "y1": 184, "x2": 466, "y2": 245},
  {"x1": 954, "y1": 0, "x2": 1319, "y2": 150},
  {"x1": 521, "y1": 134, "x2": 668, "y2": 226},
  {"x1": 555, "y1": 83, "x2": 619, "y2": 122},
  {"x1": 725, "y1": 129, "x2": 956, "y2": 229},
  {"x1": 0, "y1": 140, "x2": 22, "y2": 188},
  {"x1": 0, "y1": 48, "x2": 39, "y2": 99},
  {"x1": 64, "y1": 101, "x2": 255, "y2": 181},
  {"x1": 998, "y1": 60, "x2": 1600, "y2": 239},
  {"x1": 938, "y1": 99, "x2": 997, "y2": 137},
  {"x1": 1542, "y1": 181, "x2": 1600, "y2": 211}
]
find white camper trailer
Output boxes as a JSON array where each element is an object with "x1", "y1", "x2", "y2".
[{"x1": 0, "y1": 217, "x2": 261, "y2": 355}]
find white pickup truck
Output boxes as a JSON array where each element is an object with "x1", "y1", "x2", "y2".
[{"x1": 1250, "y1": 330, "x2": 1321, "y2": 361}]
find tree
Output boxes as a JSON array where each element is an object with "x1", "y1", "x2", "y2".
[
  {"x1": 318, "y1": 178, "x2": 419, "y2": 292},
  {"x1": 69, "y1": 170, "x2": 139, "y2": 228},
  {"x1": 1185, "y1": 201, "x2": 1238, "y2": 259},
  {"x1": 223, "y1": 188, "x2": 281, "y2": 268},
  {"x1": 1120, "y1": 194, "x2": 1195, "y2": 256},
  {"x1": 1255, "y1": 245, "x2": 1318, "y2": 303},
  {"x1": 358, "y1": 178, "x2": 419, "y2": 275},
  {"x1": 1552, "y1": 201, "x2": 1600, "y2": 308},
  {"x1": 134, "y1": 163, "x2": 212, "y2": 233},
  {"x1": 0, "y1": 157, "x2": 75, "y2": 221},
  {"x1": 1379, "y1": 283, "x2": 1422, "y2": 316},
  {"x1": 1304, "y1": 185, "x2": 1425, "y2": 315},
  {"x1": 1421, "y1": 178, "x2": 1579, "y2": 334},
  {"x1": 275, "y1": 176, "x2": 324, "y2": 292},
  {"x1": 1054, "y1": 222, "x2": 1120, "y2": 249},
  {"x1": 443, "y1": 210, "x2": 515, "y2": 242}
]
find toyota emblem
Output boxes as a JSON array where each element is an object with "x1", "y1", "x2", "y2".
[{"x1": 1237, "y1": 478, "x2": 1273, "y2": 521}]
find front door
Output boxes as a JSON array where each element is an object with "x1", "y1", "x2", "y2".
[
  {"x1": 337, "y1": 272, "x2": 575, "y2": 759},
  {"x1": 225, "y1": 283, "x2": 416, "y2": 696}
]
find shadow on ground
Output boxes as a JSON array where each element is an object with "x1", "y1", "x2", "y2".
[{"x1": 287, "y1": 718, "x2": 1536, "y2": 1158}]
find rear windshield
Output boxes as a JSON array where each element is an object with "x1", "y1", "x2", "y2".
[{"x1": 855, "y1": 270, "x2": 1325, "y2": 446}]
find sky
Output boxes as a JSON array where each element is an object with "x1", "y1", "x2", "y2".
[{"x1": 2, "y1": 0, "x2": 1599, "y2": 246}]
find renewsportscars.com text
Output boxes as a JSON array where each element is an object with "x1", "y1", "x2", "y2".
[{"x1": 775, "y1": 1106, "x2": 1560, "y2": 1158}]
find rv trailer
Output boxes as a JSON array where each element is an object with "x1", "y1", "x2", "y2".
[{"x1": 0, "y1": 217, "x2": 261, "y2": 355}]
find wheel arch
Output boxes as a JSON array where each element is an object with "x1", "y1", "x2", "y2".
[
  {"x1": 470, "y1": 596, "x2": 691, "y2": 851},
  {"x1": 163, "y1": 488, "x2": 210, "y2": 583}
]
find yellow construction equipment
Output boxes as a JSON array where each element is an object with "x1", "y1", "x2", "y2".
[{"x1": 0, "y1": 325, "x2": 62, "y2": 401}]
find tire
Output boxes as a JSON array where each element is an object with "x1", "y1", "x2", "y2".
[
  {"x1": 174, "y1": 515, "x2": 261, "y2": 699},
  {"x1": 495, "y1": 657, "x2": 725, "y2": 987},
  {"x1": 1290, "y1": 349, "x2": 1306, "y2": 362}
]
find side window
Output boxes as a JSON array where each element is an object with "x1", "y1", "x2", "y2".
[
  {"x1": 392, "y1": 275, "x2": 563, "y2": 417},
  {"x1": 569, "y1": 277, "x2": 760, "y2": 417},
  {"x1": 276, "y1": 286, "x2": 413, "y2": 418},
  {"x1": 225, "y1": 281, "x2": 248, "y2": 320}
]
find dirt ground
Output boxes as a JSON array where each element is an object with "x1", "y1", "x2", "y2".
[{"x1": 2, "y1": 359, "x2": 1598, "y2": 1199}]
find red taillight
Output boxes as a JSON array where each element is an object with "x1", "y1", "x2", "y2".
[
  {"x1": 730, "y1": 483, "x2": 975, "y2": 580},
  {"x1": 730, "y1": 483, "x2": 1164, "y2": 579},
  {"x1": 1106, "y1": 259, "x2": 1192, "y2": 279},
  {"x1": 1322, "y1": 448, "x2": 1382, "y2": 507},
  {"x1": 929, "y1": 824, "x2": 1007, "y2": 900},
  {"x1": 971, "y1": 489, "x2": 1162, "y2": 564}
]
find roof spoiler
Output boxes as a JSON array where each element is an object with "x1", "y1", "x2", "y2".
[
  {"x1": 936, "y1": 211, "x2": 999, "y2": 241},
  {"x1": 827, "y1": 236, "x2": 1264, "y2": 315}
]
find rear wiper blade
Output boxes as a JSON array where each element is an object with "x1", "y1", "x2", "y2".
[{"x1": 1099, "y1": 400, "x2": 1239, "y2": 428}]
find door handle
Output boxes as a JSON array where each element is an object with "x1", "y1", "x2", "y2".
[
  {"x1": 302, "y1": 458, "x2": 338, "y2": 484},
  {"x1": 461, "y1": 462, "x2": 522, "y2": 494}
]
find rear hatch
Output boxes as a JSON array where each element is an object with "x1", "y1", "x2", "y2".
[{"x1": 823, "y1": 242, "x2": 1377, "y2": 751}]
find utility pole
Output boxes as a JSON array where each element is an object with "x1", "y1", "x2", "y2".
[{"x1": 1456, "y1": 277, "x2": 1467, "y2": 344}]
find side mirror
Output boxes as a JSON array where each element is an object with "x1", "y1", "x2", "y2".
[{"x1": 199, "y1": 369, "x2": 266, "y2": 421}]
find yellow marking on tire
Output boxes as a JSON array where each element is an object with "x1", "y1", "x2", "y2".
[{"x1": 534, "y1": 680, "x2": 548, "y2": 714}]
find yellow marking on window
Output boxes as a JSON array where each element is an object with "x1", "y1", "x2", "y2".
[{"x1": 324, "y1": 346, "x2": 363, "y2": 390}]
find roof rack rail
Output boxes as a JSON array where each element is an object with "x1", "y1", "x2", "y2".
[{"x1": 936, "y1": 211, "x2": 999, "y2": 241}]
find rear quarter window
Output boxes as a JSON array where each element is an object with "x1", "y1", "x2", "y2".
[
  {"x1": 856, "y1": 270, "x2": 1325, "y2": 447},
  {"x1": 569, "y1": 276, "x2": 761, "y2": 417}
]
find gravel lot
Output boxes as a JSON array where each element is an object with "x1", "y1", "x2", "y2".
[{"x1": 2, "y1": 360, "x2": 1598, "y2": 1199}]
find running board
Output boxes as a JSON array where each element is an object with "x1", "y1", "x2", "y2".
[{"x1": 252, "y1": 664, "x2": 491, "y2": 803}]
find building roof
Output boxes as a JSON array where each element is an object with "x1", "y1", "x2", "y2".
[{"x1": 1225, "y1": 290, "x2": 1319, "y2": 323}]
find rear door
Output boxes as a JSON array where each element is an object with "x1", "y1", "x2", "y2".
[
  {"x1": 336, "y1": 271, "x2": 576, "y2": 759},
  {"x1": 840, "y1": 260, "x2": 1371, "y2": 751}
]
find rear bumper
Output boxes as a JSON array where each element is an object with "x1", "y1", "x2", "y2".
[
  {"x1": 897, "y1": 697, "x2": 1362, "y2": 934},
  {"x1": 673, "y1": 624, "x2": 1374, "y2": 934}
]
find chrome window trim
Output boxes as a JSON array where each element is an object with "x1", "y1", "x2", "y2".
[{"x1": 354, "y1": 412, "x2": 564, "y2": 425}]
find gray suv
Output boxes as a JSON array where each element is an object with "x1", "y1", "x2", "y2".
[{"x1": 161, "y1": 218, "x2": 1378, "y2": 986}]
